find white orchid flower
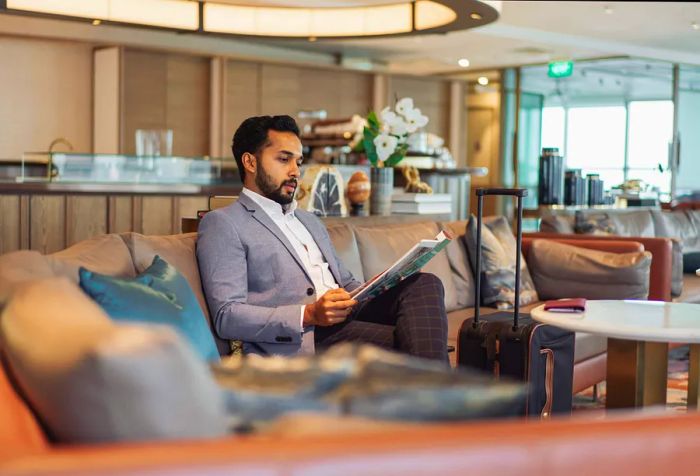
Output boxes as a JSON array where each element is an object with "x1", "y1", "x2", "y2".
[
  {"x1": 374, "y1": 133, "x2": 398, "y2": 162},
  {"x1": 404, "y1": 107, "x2": 429, "y2": 133},
  {"x1": 380, "y1": 107, "x2": 408, "y2": 136},
  {"x1": 380, "y1": 107, "x2": 398, "y2": 124},
  {"x1": 395, "y1": 97, "x2": 414, "y2": 117}
]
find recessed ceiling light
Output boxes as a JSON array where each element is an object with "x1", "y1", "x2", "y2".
[
  {"x1": 470, "y1": 12, "x2": 482, "y2": 20},
  {"x1": 477, "y1": 76, "x2": 489, "y2": 85},
  {"x1": 458, "y1": 58, "x2": 470, "y2": 68},
  {"x1": 692, "y1": 22, "x2": 699, "y2": 31},
  {"x1": 604, "y1": 5, "x2": 613, "y2": 14},
  {"x1": 92, "y1": 19, "x2": 101, "y2": 26}
]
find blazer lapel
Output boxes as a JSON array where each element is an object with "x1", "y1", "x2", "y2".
[
  {"x1": 295, "y1": 211, "x2": 343, "y2": 285},
  {"x1": 237, "y1": 194, "x2": 312, "y2": 283}
]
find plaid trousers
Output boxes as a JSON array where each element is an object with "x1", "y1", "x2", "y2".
[{"x1": 314, "y1": 273, "x2": 448, "y2": 363}]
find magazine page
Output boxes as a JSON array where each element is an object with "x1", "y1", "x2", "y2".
[{"x1": 349, "y1": 230, "x2": 452, "y2": 303}]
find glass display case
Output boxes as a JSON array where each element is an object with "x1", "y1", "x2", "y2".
[{"x1": 14, "y1": 152, "x2": 238, "y2": 185}]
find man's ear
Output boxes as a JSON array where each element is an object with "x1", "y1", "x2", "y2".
[{"x1": 242, "y1": 152, "x2": 257, "y2": 176}]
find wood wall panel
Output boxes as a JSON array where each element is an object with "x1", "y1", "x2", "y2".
[
  {"x1": 122, "y1": 50, "x2": 167, "y2": 155},
  {"x1": 29, "y1": 195, "x2": 66, "y2": 253},
  {"x1": 299, "y1": 68, "x2": 343, "y2": 117},
  {"x1": 0, "y1": 37, "x2": 93, "y2": 158},
  {"x1": 140, "y1": 196, "x2": 173, "y2": 235},
  {"x1": 339, "y1": 71, "x2": 373, "y2": 118},
  {"x1": 260, "y1": 64, "x2": 301, "y2": 116},
  {"x1": 65, "y1": 196, "x2": 107, "y2": 246},
  {"x1": 0, "y1": 195, "x2": 21, "y2": 253},
  {"x1": 178, "y1": 196, "x2": 208, "y2": 233},
  {"x1": 108, "y1": 196, "x2": 134, "y2": 234},
  {"x1": 387, "y1": 76, "x2": 450, "y2": 139},
  {"x1": 166, "y1": 55, "x2": 210, "y2": 156},
  {"x1": 224, "y1": 60, "x2": 261, "y2": 153}
]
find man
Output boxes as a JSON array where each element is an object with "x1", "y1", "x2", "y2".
[{"x1": 196, "y1": 115, "x2": 448, "y2": 362}]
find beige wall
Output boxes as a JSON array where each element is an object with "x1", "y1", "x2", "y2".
[{"x1": 0, "y1": 37, "x2": 93, "y2": 157}]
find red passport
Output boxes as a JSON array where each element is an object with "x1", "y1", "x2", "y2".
[{"x1": 544, "y1": 298, "x2": 586, "y2": 313}]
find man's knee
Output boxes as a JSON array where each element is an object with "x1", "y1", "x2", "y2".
[{"x1": 415, "y1": 272, "x2": 444, "y2": 290}]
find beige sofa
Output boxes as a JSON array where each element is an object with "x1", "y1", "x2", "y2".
[{"x1": 0, "y1": 217, "x2": 660, "y2": 395}]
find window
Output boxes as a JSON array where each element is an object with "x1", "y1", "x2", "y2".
[
  {"x1": 627, "y1": 100, "x2": 673, "y2": 193},
  {"x1": 541, "y1": 106, "x2": 565, "y2": 152},
  {"x1": 566, "y1": 106, "x2": 627, "y2": 188}
]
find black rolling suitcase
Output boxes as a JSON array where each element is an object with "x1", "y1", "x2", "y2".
[{"x1": 457, "y1": 188, "x2": 575, "y2": 418}]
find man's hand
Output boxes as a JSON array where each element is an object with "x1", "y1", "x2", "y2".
[{"x1": 303, "y1": 288, "x2": 357, "y2": 327}]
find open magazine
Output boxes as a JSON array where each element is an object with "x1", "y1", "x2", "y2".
[{"x1": 349, "y1": 230, "x2": 453, "y2": 303}]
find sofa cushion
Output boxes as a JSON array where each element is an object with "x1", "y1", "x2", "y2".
[
  {"x1": 539, "y1": 214, "x2": 575, "y2": 234},
  {"x1": 464, "y1": 216, "x2": 539, "y2": 308},
  {"x1": 353, "y1": 221, "x2": 459, "y2": 312},
  {"x1": 119, "y1": 232, "x2": 228, "y2": 356},
  {"x1": 685, "y1": 210, "x2": 700, "y2": 253},
  {"x1": 326, "y1": 222, "x2": 364, "y2": 283},
  {"x1": 0, "y1": 251, "x2": 55, "y2": 305},
  {"x1": 79, "y1": 256, "x2": 220, "y2": 362},
  {"x1": 608, "y1": 210, "x2": 655, "y2": 238},
  {"x1": 528, "y1": 240, "x2": 651, "y2": 300},
  {"x1": 0, "y1": 278, "x2": 228, "y2": 444},
  {"x1": 439, "y1": 220, "x2": 476, "y2": 308},
  {"x1": 49, "y1": 234, "x2": 136, "y2": 282}
]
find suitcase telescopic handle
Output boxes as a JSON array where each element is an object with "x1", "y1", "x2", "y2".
[{"x1": 473, "y1": 188, "x2": 528, "y2": 330}]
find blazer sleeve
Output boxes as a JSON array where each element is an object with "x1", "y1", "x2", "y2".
[{"x1": 196, "y1": 210, "x2": 303, "y2": 345}]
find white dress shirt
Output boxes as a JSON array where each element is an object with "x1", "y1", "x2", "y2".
[{"x1": 241, "y1": 188, "x2": 338, "y2": 329}]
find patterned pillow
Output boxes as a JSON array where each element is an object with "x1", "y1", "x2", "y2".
[
  {"x1": 464, "y1": 216, "x2": 538, "y2": 308},
  {"x1": 574, "y1": 211, "x2": 616, "y2": 235}
]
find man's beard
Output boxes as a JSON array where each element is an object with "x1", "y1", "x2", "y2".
[{"x1": 255, "y1": 163, "x2": 297, "y2": 205}]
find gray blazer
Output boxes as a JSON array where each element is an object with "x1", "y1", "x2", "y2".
[{"x1": 196, "y1": 193, "x2": 361, "y2": 356}]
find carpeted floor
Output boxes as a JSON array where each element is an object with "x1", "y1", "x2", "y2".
[{"x1": 573, "y1": 345, "x2": 689, "y2": 413}]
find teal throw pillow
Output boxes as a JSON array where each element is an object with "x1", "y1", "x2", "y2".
[{"x1": 79, "y1": 255, "x2": 219, "y2": 362}]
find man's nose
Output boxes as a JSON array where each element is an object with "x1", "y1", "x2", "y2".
[{"x1": 290, "y1": 160, "x2": 301, "y2": 177}]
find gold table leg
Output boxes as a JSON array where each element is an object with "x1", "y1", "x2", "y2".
[
  {"x1": 688, "y1": 344, "x2": 700, "y2": 410},
  {"x1": 606, "y1": 338, "x2": 668, "y2": 409}
]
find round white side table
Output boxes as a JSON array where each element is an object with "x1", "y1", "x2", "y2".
[{"x1": 532, "y1": 300, "x2": 700, "y2": 410}]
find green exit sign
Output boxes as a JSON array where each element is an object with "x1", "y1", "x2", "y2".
[{"x1": 548, "y1": 61, "x2": 574, "y2": 78}]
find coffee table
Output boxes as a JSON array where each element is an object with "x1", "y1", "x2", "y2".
[{"x1": 531, "y1": 300, "x2": 700, "y2": 410}]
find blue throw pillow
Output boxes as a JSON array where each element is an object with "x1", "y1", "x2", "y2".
[{"x1": 79, "y1": 255, "x2": 220, "y2": 362}]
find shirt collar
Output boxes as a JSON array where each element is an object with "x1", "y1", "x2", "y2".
[{"x1": 242, "y1": 187, "x2": 297, "y2": 219}]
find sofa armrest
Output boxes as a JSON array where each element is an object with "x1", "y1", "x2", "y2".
[{"x1": 524, "y1": 233, "x2": 673, "y2": 302}]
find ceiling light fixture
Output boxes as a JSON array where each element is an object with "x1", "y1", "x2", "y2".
[
  {"x1": 692, "y1": 22, "x2": 699, "y2": 31},
  {"x1": 92, "y1": 19, "x2": 101, "y2": 26},
  {"x1": 5, "y1": 0, "x2": 199, "y2": 30},
  {"x1": 603, "y1": 5, "x2": 614, "y2": 14},
  {"x1": 477, "y1": 76, "x2": 489, "y2": 85},
  {"x1": 458, "y1": 58, "x2": 471, "y2": 68},
  {"x1": 2, "y1": 0, "x2": 501, "y2": 39}
]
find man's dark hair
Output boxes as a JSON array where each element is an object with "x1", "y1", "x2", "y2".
[{"x1": 231, "y1": 115, "x2": 300, "y2": 182}]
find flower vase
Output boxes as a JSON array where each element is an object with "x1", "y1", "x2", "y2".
[{"x1": 370, "y1": 166, "x2": 394, "y2": 216}]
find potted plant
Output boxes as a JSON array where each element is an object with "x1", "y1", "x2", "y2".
[{"x1": 361, "y1": 98, "x2": 429, "y2": 215}]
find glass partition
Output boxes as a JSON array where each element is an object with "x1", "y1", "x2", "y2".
[
  {"x1": 17, "y1": 153, "x2": 239, "y2": 186},
  {"x1": 676, "y1": 64, "x2": 700, "y2": 199}
]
